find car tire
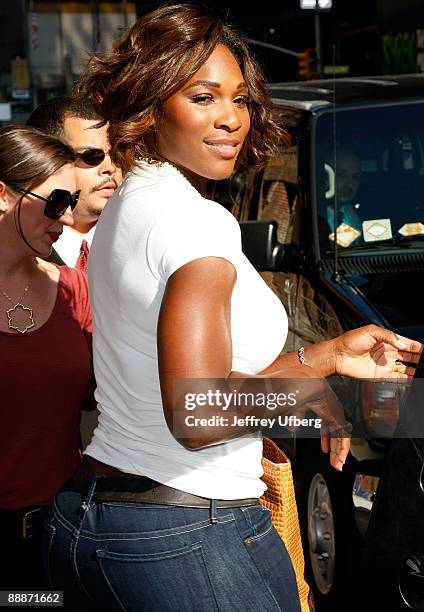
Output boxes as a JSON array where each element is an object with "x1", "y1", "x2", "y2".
[{"x1": 297, "y1": 441, "x2": 362, "y2": 612}]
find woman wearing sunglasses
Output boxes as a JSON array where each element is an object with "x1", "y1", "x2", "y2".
[{"x1": 0, "y1": 124, "x2": 94, "y2": 590}]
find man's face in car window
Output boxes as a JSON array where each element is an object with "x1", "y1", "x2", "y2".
[{"x1": 336, "y1": 149, "x2": 361, "y2": 204}]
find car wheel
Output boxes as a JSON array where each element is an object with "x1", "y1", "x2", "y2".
[{"x1": 298, "y1": 442, "x2": 361, "y2": 612}]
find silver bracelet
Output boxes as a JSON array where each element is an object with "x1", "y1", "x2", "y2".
[{"x1": 298, "y1": 346, "x2": 307, "y2": 365}]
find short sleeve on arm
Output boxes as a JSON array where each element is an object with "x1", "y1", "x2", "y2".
[
  {"x1": 61, "y1": 267, "x2": 96, "y2": 411},
  {"x1": 147, "y1": 200, "x2": 242, "y2": 282},
  {"x1": 65, "y1": 267, "x2": 93, "y2": 335}
]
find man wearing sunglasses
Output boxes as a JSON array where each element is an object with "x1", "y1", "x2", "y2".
[{"x1": 27, "y1": 95, "x2": 122, "y2": 270}]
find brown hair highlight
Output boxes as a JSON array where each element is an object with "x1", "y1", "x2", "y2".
[
  {"x1": 0, "y1": 124, "x2": 76, "y2": 191},
  {"x1": 76, "y1": 3, "x2": 288, "y2": 174}
]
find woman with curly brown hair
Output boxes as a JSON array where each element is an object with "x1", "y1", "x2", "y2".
[{"x1": 44, "y1": 4, "x2": 421, "y2": 611}]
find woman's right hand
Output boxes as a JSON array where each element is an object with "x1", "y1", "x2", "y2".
[
  {"x1": 268, "y1": 364, "x2": 350, "y2": 471},
  {"x1": 321, "y1": 432, "x2": 350, "y2": 472},
  {"x1": 304, "y1": 387, "x2": 351, "y2": 472}
]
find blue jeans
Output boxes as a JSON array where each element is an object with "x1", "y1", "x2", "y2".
[{"x1": 43, "y1": 478, "x2": 301, "y2": 612}]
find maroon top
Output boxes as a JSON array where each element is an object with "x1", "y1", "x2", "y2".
[{"x1": 0, "y1": 267, "x2": 93, "y2": 509}]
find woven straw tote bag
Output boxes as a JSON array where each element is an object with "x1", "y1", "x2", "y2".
[{"x1": 260, "y1": 437, "x2": 314, "y2": 612}]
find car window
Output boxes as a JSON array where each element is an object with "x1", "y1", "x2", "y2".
[{"x1": 315, "y1": 102, "x2": 424, "y2": 254}]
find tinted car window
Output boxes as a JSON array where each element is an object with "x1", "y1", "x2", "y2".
[{"x1": 315, "y1": 102, "x2": 424, "y2": 254}]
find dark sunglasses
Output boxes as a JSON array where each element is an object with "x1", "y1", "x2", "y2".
[
  {"x1": 9, "y1": 185, "x2": 80, "y2": 219},
  {"x1": 76, "y1": 148, "x2": 109, "y2": 167}
]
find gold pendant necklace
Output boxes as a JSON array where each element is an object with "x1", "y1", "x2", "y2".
[{"x1": 1, "y1": 284, "x2": 35, "y2": 334}]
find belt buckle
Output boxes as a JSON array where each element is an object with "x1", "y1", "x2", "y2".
[{"x1": 22, "y1": 508, "x2": 40, "y2": 539}]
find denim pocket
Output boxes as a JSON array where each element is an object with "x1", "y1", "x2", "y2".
[
  {"x1": 242, "y1": 517, "x2": 301, "y2": 612},
  {"x1": 96, "y1": 541, "x2": 219, "y2": 612},
  {"x1": 241, "y1": 504, "x2": 274, "y2": 543}
]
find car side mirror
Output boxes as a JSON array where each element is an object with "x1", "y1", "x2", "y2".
[{"x1": 239, "y1": 220, "x2": 285, "y2": 272}]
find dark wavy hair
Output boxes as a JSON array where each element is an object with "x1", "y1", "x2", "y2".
[
  {"x1": 75, "y1": 2, "x2": 288, "y2": 174},
  {"x1": 26, "y1": 95, "x2": 101, "y2": 138}
]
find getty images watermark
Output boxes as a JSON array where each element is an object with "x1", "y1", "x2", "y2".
[
  {"x1": 171, "y1": 378, "x2": 346, "y2": 440},
  {"x1": 183, "y1": 388, "x2": 322, "y2": 430},
  {"x1": 173, "y1": 377, "x2": 422, "y2": 440}
]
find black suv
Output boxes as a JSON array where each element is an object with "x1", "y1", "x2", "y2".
[{"x1": 212, "y1": 74, "x2": 424, "y2": 610}]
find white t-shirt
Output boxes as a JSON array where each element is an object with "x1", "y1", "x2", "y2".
[
  {"x1": 54, "y1": 225, "x2": 96, "y2": 267},
  {"x1": 86, "y1": 161, "x2": 288, "y2": 499}
]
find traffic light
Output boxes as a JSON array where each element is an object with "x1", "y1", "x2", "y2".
[{"x1": 298, "y1": 48, "x2": 319, "y2": 79}]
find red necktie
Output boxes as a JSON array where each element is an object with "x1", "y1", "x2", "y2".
[{"x1": 76, "y1": 239, "x2": 89, "y2": 273}]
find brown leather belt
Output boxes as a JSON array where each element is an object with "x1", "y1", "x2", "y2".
[{"x1": 72, "y1": 455, "x2": 259, "y2": 508}]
